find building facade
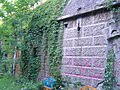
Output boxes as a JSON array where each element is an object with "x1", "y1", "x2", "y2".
[{"x1": 58, "y1": 0, "x2": 120, "y2": 88}]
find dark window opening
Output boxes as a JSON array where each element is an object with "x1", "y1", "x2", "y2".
[
  {"x1": 64, "y1": 22, "x2": 68, "y2": 28},
  {"x1": 5, "y1": 53, "x2": 8, "y2": 57},
  {"x1": 77, "y1": 23, "x2": 81, "y2": 37},
  {"x1": 77, "y1": 23, "x2": 80, "y2": 31},
  {"x1": 33, "y1": 47, "x2": 37, "y2": 57}
]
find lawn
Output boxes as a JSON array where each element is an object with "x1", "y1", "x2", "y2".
[{"x1": 0, "y1": 76, "x2": 21, "y2": 90}]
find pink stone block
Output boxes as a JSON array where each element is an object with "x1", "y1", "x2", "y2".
[
  {"x1": 62, "y1": 58, "x2": 73, "y2": 65},
  {"x1": 73, "y1": 58, "x2": 92, "y2": 67},
  {"x1": 92, "y1": 58, "x2": 106, "y2": 68}
]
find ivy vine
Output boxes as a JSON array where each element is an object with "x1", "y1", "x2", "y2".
[
  {"x1": 104, "y1": 49, "x2": 116, "y2": 90},
  {"x1": 21, "y1": 0, "x2": 68, "y2": 84}
]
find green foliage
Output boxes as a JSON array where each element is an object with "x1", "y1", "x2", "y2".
[
  {"x1": 16, "y1": 76, "x2": 43, "y2": 90},
  {"x1": 21, "y1": 82, "x2": 43, "y2": 90},
  {"x1": 0, "y1": 0, "x2": 40, "y2": 75},
  {"x1": 0, "y1": 58, "x2": 13, "y2": 75},
  {"x1": 104, "y1": 50, "x2": 116, "y2": 90},
  {"x1": 0, "y1": 76, "x2": 43, "y2": 90},
  {"x1": 105, "y1": 0, "x2": 120, "y2": 12},
  {"x1": 0, "y1": 76, "x2": 21, "y2": 90},
  {"x1": 0, "y1": 0, "x2": 68, "y2": 87},
  {"x1": 21, "y1": 0, "x2": 68, "y2": 85}
]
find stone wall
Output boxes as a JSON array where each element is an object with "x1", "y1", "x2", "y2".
[
  {"x1": 61, "y1": 10, "x2": 112, "y2": 87},
  {"x1": 108, "y1": 11, "x2": 120, "y2": 89},
  {"x1": 58, "y1": 0, "x2": 120, "y2": 88}
]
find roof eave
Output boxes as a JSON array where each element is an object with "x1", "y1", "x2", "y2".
[{"x1": 57, "y1": 2, "x2": 120, "y2": 21}]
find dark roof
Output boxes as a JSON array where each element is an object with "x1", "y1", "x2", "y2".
[
  {"x1": 57, "y1": 0, "x2": 120, "y2": 21},
  {"x1": 63, "y1": 0, "x2": 105, "y2": 15}
]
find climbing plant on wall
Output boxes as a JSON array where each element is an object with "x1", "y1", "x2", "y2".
[
  {"x1": 21, "y1": 0, "x2": 68, "y2": 82},
  {"x1": 103, "y1": 1, "x2": 119, "y2": 89},
  {"x1": 104, "y1": 50, "x2": 116, "y2": 90}
]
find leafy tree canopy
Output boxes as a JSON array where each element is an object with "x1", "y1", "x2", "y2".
[{"x1": 0, "y1": 0, "x2": 40, "y2": 54}]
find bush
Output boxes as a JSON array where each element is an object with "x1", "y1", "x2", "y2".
[
  {"x1": 0, "y1": 76, "x2": 21, "y2": 90},
  {"x1": 0, "y1": 75, "x2": 43, "y2": 90},
  {"x1": 0, "y1": 58, "x2": 13, "y2": 76},
  {"x1": 21, "y1": 82, "x2": 43, "y2": 90},
  {"x1": 15, "y1": 76, "x2": 43, "y2": 90}
]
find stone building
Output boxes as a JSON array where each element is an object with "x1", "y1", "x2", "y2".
[{"x1": 57, "y1": 0, "x2": 120, "y2": 88}]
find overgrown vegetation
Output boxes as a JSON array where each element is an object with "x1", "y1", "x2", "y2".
[
  {"x1": 105, "y1": 0, "x2": 120, "y2": 12},
  {"x1": 103, "y1": 0, "x2": 120, "y2": 90},
  {"x1": 0, "y1": 76, "x2": 43, "y2": 90},
  {"x1": 0, "y1": 0, "x2": 68, "y2": 89},
  {"x1": 21, "y1": 0, "x2": 68, "y2": 87},
  {"x1": 0, "y1": 76, "x2": 21, "y2": 90},
  {"x1": 0, "y1": 0, "x2": 40, "y2": 76},
  {"x1": 104, "y1": 50, "x2": 116, "y2": 90},
  {"x1": 1, "y1": 0, "x2": 119, "y2": 90}
]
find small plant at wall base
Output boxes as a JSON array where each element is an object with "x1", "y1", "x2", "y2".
[{"x1": 103, "y1": 49, "x2": 116, "y2": 90}]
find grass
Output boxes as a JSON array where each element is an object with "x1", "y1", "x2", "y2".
[{"x1": 0, "y1": 76, "x2": 22, "y2": 90}]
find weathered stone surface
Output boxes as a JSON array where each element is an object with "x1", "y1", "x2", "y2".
[
  {"x1": 64, "y1": 48, "x2": 82, "y2": 56},
  {"x1": 83, "y1": 24, "x2": 105, "y2": 36},
  {"x1": 82, "y1": 47, "x2": 106, "y2": 56},
  {"x1": 73, "y1": 58, "x2": 92, "y2": 67},
  {"x1": 63, "y1": 67, "x2": 91, "y2": 76},
  {"x1": 63, "y1": 40, "x2": 73, "y2": 47},
  {"x1": 64, "y1": 29, "x2": 79, "y2": 39},
  {"x1": 115, "y1": 69, "x2": 120, "y2": 85},
  {"x1": 92, "y1": 58, "x2": 106, "y2": 68},
  {"x1": 71, "y1": 76, "x2": 92, "y2": 85},
  {"x1": 115, "y1": 60, "x2": 120, "y2": 79},
  {"x1": 113, "y1": 38, "x2": 120, "y2": 60},
  {"x1": 104, "y1": 28, "x2": 110, "y2": 38},
  {"x1": 61, "y1": 66, "x2": 74, "y2": 74},
  {"x1": 62, "y1": 75, "x2": 104, "y2": 87},
  {"x1": 67, "y1": 20, "x2": 77, "y2": 29},
  {"x1": 74, "y1": 38, "x2": 93, "y2": 46},
  {"x1": 62, "y1": 75, "x2": 92, "y2": 86},
  {"x1": 93, "y1": 79, "x2": 103, "y2": 87},
  {"x1": 80, "y1": 78, "x2": 92, "y2": 86},
  {"x1": 94, "y1": 36, "x2": 107, "y2": 45},
  {"x1": 81, "y1": 14, "x2": 93, "y2": 26},
  {"x1": 90, "y1": 69, "x2": 104, "y2": 79},
  {"x1": 92, "y1": 24, "x2": 105, "y2": 36},
  {"x1": 61, "y1": 67, "x2": 82, "y2": 75},
  {"x1": 62, "y1": 58, "x2": 73, "y2": 65},
  {"x1": 71, "y1": 76, "x2": 82, "y2": 84},
  {"x1": 63, "y1": 0, "x2": 107, "y2": 15},
  {"x1": 81, "y1": 68, "x2": 92, "y2": 77},
  {"x1": 94, "y1": 11, "x2": 111, "y2": 23},
  {"x1": 62, "y1": 66, "x2": 104, "y2": 80},
  {"x1": 62, "y1": 75, "x2": 71, "y2": 82},
  {"x1": 60, "y1": 0, "x2": 119, "y2": 87},
  {"x1": 83, "y1": 26, "x2": 93, "y2": 36},
  {"x1": 63, "y1": 0, "x2": 87, "y2": 15},
  {"x1": 73, "y1": 67, "x2": 81, "y2": 75}
]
